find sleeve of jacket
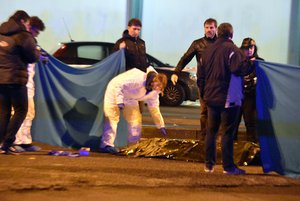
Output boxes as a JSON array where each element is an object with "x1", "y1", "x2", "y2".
[
  {"x1": 146, "y1": 94, "x2": 165, "y2": 129},
  {"x1": 197, "y1": 58, "x2": 205, "y2": 99},
  {"x1": 174, "y1": 40, "x2": 197, "y2": 74},
  {"x1": 112, "y1": 38, "x2": 123, "y2": 53},
  {"x1": 229, "y1": 47, "x2": 254, "y2": 77},
  {"x1": 20, "y1": 33, "x2": 39, "y2": 64}
]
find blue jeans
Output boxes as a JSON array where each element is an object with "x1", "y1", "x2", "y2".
[
  {"x1": 0, "y1": 84, "x2": 28, "y2": 150},
  {"x1": 205, "y1": 105, "x2": 240, "y2": 170}
]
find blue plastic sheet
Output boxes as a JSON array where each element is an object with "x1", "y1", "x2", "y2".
[
  {"x1": 256, "y1": 60, "x2": 300, "y2": 178},
  {"x1": 32, "y1": 50, "x2": 128, "y2": 150}
]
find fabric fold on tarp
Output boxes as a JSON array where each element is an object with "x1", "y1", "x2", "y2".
[
  {"x1": 32, "y1": 50, "x2": 128, "y2": 150},
  {"x1": 256, "y1": 60, "x2": 300, "y2": 178}
]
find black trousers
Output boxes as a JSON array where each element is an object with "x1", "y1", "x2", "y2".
[
  {"x1": 205, "y1": 105, "x2": 240, "y2": 170},
  {"x1": 0, "y1": 84, "x2": 28, "y2": 150},
  {"x1": 234, "y1": 91, "x2": 257, "y2": 142},
  {"x1": 199, "y1": 97, "x2": 208, "y2": 137}
]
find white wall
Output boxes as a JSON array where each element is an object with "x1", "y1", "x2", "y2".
[
  {"x1": 0, "y1": 0, "x2": 291, "y2": 65},
  {"x1": 0, "y1": 0, "x2": 127, "y2": 53},
  {"x1": 143, "y1": 0, "x2": 291, "y2": 66}
]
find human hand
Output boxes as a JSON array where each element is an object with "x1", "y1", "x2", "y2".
[
  {"x1": 40, "y1": 51, "x2": 49, "y2": 64},
  {"x1": 171, "y1": 74, "x2": 178, "y2": 85},
  {"x1": 117, "y1": 103, "x2": 125, "y2": 110},
  {"x1": 159, "y1": 127, "x2": 167, "y2": 136},
  {"x1": 119, "y1": 41, "x2": 126, "y2": 49}
]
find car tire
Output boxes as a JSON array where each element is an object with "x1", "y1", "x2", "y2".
[{"x1": 160, "y1": 83, "x2": 185, "y2": 106}]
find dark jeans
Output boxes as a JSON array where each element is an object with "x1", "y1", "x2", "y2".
[
  {"x1": 0, "y1": 84, "x2": 28, "y2": 150},
  {"x1": 205, "y1": 105, "x2": 240, "y2": 170}
]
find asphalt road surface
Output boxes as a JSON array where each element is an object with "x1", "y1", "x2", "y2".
[
  {"x1": 1, "y1": 101, "x2": 299, "y2": 200},
  {"x1": 143, "y1": 101, "x2": 201, "y2": 129},
  {"x1": 1, "y1": 142, "x2": 300, "y2": 201}
]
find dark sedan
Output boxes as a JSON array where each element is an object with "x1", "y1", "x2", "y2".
[{"x1": 52, "y1": 41, "x2": 198, "y2": 106}]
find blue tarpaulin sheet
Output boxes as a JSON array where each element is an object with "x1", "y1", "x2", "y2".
[
  {"x1": 256, "y1": 60, "x2": 300, "y2": 178},
  {"x1": 32, "y1": 50, "x2": 128, "y2": 150}
]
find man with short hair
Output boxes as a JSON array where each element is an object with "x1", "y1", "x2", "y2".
[
  {"x1": 113, "y1": 18, "x2": 149, "y2": 72},
  {"x1": 113, "y1": 18, "x2": 149, "y2": 114},
  {"x1": 198, "y1": 23, "x2": 254, "y2": 175},
  {"x1": 171, "y1": 18, "x2": 217, "y2": 139}
]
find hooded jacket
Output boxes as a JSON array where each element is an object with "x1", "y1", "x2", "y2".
[
  {"x1": 104, "y1": 67, "x2": 164, "y2": 129},
  {"x1": 0, "y1": 18, "x2": 39, "y2": 85},
  {"x1": 113, "y1": 32, "x2": 149, "y2": 72},
  {"x1": 198, "y1": 38, "x2": 254, "y2": 107}
]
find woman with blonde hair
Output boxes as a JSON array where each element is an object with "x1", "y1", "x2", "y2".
[{"x1": 100, "y1": 67, "x2": 167, "y2": 154}]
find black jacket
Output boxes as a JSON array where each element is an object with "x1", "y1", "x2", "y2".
[
  {"x1": 174, "y1": 35, "x2": 217, "y2": 74},
  {"x1": 113, "y1": 33, "x2": 148, "y2": 72},
  {"x1": 0, "y1": 18, "x2": 39, "y2": 85},
  {"x1": 243, "y1": 56, "x2": 264, "y2": 94},
  {"x1": 198, "y1": 38, "x2": 254, "y2": 107}
]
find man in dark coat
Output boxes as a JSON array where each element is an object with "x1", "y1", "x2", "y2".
[
  {"x1": 198, "y1": 23, "x2": 254, "y2": 175},
  {"x1": 113, "y1": 18, "x2": 149, "y2": 72},
  {"x1": 0, "y1": 10, "x2": 40, "y2": 154},
  {"x1": 171, "y1": 18, "x2": 217, "y2": 139}
]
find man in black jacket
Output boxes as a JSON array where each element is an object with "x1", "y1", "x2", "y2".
[
  {"x1": 198, "y1": 23, "x2": 254, "y2": 175},
  {"x1": 0, "y1": 10, "x2": 40, "y2": 154},
  {"x1": 113, "y1": 18, "x2": 149, "y2": 114},
  {"x1": 113, "y1": 18, "x2": 149, "y2": 72},
  {"x1": 171, "y1": 18, "x2": 217, "y2": 139}
]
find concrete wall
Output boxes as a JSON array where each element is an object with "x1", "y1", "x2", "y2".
[
  {"x1": 143, "y1": 0, "x2": 291, "y2": 66},
  {"x1": 0, "y1": 0, "x2": 127, "y2": 53},
  {"x1": 0, "y1": 0, "x2": 293, "y2": 65}
]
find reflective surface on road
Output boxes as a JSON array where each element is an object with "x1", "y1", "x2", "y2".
[{"x1": 119, "y1": 138, "x2": 261, "y2": 166}]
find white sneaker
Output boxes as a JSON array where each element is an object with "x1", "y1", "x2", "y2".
[{"x1": 204, "y1": 165, "x2": 214, "y2": 173}]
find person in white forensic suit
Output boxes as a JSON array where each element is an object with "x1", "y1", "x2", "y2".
[{"x1": 100, "y1": 67, "x2": 167, "y2": 154}]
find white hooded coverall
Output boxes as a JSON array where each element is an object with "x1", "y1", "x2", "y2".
[
  {"x1": 100, "y1": 68, "x2": 165, "y2": 148},
  {"x1": 14, "y1": 63, "x2": 36, "y2": 145}
]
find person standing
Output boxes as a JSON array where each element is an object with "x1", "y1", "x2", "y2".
[
  {"x1": 0, "y1": 10, "x2": 40, "y2": 154},
  {"x1": 13, "y1": 16, "x2": 46, "y2": 152},
  {"x1": 113, "y1": 18, "x2": 149, "y2": 72},
  {"x1": 113, "y1": 18, "x2": 149, "y2": 113},
  {"x1": 234, "y1": 38, "x2": 264, "y2": 142},
  {"x1": 171, "y1": 18, "x2": 217, "y2": 139},
  {"x1": 198, "y1": 23, "x2": 254, "y2": 174},
  {"x1": 100, "y1": 68, "x2": 167, "y2": 154}
]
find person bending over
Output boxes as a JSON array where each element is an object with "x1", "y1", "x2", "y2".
[{"x1": 100, "y1": 67, "x2": 167, "y2": 154}]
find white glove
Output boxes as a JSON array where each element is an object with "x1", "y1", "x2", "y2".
[{"x1": 171, "y1": 74, "x2": 178, "y2": 85}]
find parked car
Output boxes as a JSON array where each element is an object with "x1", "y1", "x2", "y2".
[{"x1": 52, "y1": 41, "x2": 198, "y2": 106}]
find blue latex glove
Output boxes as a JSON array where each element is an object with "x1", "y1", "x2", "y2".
[
  {"x1": 117, "y1": 103, "x2": 125, "y2": 110},
  {"x1": 159, "y1": 127, "x2": 167, "y2": 136}
]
